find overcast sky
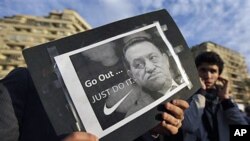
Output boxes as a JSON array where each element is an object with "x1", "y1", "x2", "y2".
[{"x1": 1, "y1": 0, "x2": 250, "y2": 72}]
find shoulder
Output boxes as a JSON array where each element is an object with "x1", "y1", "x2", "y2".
[
  {"x1": 0, "y1": 67, "x2": 35, "y2": 96},
  {"x1": 1, "y1": 67, "x2": 31, "y2": 82},
  {"x1": 4, "y1": 67, "x2": 30, "y2": 78}
]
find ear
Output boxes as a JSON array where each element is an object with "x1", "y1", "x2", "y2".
[
  {"x1": 163, "y1": 53, "x2": 170, "y2": 67},
  {"x1": 127, "y1": 70, "x2": 134, "y2": 79}
]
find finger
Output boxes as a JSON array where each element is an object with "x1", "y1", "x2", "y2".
[
  {"x1": 64, "y1": 132, "x2": 98, "y2": 141},
  {"x1": 199, "y1": 77, "x2": 206, "y2": 89},
  {"x1": 172, "y1": 99, "x2": 189, "y2": 110},
  {"x1": 218, "y1": 77, "x2": 228, "y2": 84},
  {"x1": 86, "y1": 133, "x2": 98, "y2": 141},
  {"x1": 161, "y1": 121, "x2": 179, "y2": 135},
  {"x1": 164, "y1": 102, "x2": 184, "y2": 120},
  {"x1": 218, "y1": 77, "x2": 230, "y2": 91},
  {"x1": 218, "y1": 76, "x2": 226, "y2": 81},
  {"x1": 162, "y1": 111, "x2": 181, "y2": 127}
]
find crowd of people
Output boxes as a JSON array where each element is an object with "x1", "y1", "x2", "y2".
[{"x1": 1, "y1": 30, "x2": 249, "y2": 141}]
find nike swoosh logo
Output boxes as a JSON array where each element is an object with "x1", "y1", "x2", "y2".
[{"x1": 103, "y1": 89, "x2": 133, "y2": 115}]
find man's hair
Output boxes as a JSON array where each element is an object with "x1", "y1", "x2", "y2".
[
  {"x1": 122, "y1": 30, "x2": 166, "y2": 70},
  {"x1": 195, "y1": 51, "x2": 224, "y2": 74}
]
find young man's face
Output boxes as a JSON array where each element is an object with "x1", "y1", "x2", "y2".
[
  {"x1": 125, "y1": 41, "x2": 172, "y2": 92},
  {"x1": 197, "y1": 62, "x2": 220, "y2": 89}
]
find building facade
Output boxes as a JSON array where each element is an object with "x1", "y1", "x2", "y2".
[
  {"x1": 0, "y1": 9, "x2": 91, "y2": 78},
  {"x1": 191, "y1": 41, "x2": 250, "y2": 105}
]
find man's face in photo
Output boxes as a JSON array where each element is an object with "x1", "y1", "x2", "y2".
[{"x1": 125, "y1": 41, "x2": 172, "y2": 91}]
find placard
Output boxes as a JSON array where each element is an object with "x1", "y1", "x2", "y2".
[{"x1": 23, "y1": 9, "x2": 200, "y2": 141}]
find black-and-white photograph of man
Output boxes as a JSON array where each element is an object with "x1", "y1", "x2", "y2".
[
  {"x1": 54, "y1": 22, "x2": 190, "y2": 138},
  {"x1": 105, "y1": 28, "x2": 183, "y2": 117}
]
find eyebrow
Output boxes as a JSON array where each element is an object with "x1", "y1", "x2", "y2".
[
  {"x1": 199, "y1": 67, "x2": 218, "y2": 72},
  {"x1": 132, "y1": 58, "x2": 144, "y2": 64}
]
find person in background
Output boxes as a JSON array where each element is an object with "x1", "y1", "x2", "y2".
[
  {"x1": 182, "y1": 51, "x2": 248, "y2": 141},
  {"x1": 0, "y1": 67, "x2": 188, "y2": 141},
  {"x1": 244, "y1": 105, "x2": 250, "y2": 124}
]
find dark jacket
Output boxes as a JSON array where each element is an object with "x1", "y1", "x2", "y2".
[
  {"x1": 0, "y1": 68, "x2": 59, "y2": 141},
  {"x1": 0, "y1": 83, "x2": 19, "y2": 141},
  {"x1": 182, "y1": 92, "x2": 248, "y2": 141}
]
